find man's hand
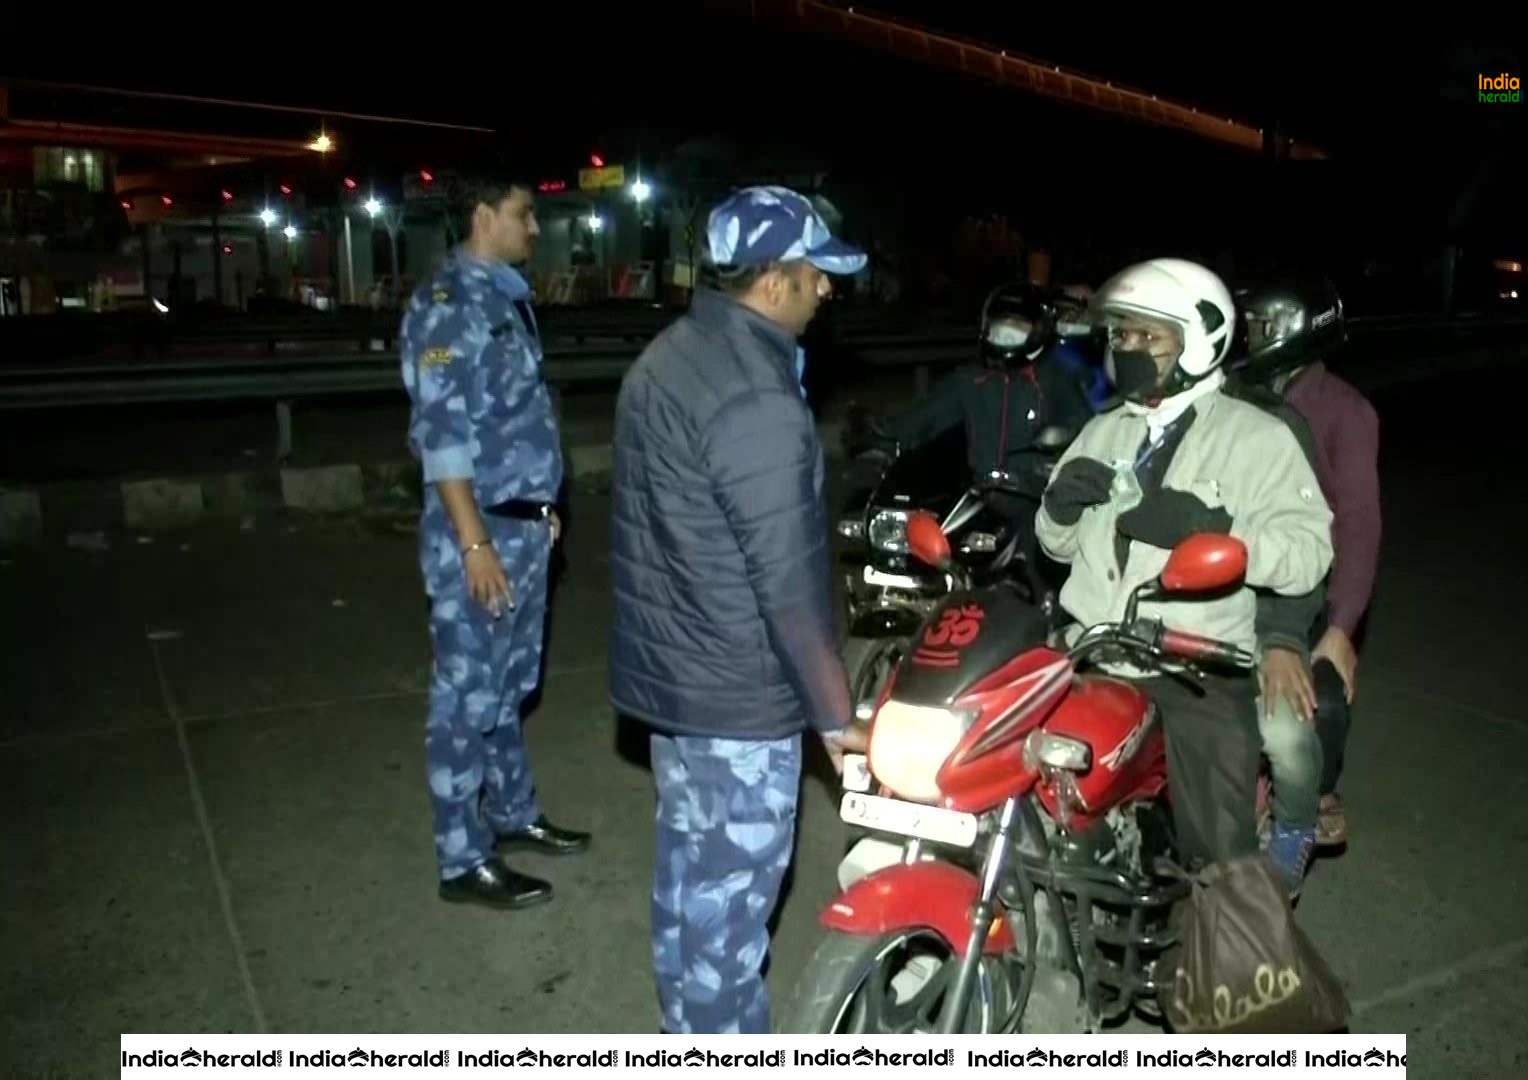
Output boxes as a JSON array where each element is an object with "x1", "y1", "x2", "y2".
[
  {"x1": 549, "y1": 509, "x2": 562, "y2": 545},
  {"x1": 1313, "y1": 626, "x2": 1358, "y2": 703},
  {"x1": 464, "y1": 545, "x2": 514, "y2": 618},
  {"x1": 1043, "y1": 457, "x2": 1114, "y2": 526},
  {"x1": 1259, "y1": 645, "x2": 1316, "y2": 722},
  {"x1": 821, "y1": 725, "x2": 869, "y2": 776},
  {"x1": 1116, "y1": 487, "x2": 1233, "y2": 550}
]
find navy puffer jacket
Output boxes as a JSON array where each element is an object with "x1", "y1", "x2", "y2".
[{"x1": 608, "y1": 289, "x2": 850, "y2": 740}]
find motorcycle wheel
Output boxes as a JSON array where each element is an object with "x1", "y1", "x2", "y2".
[
  {"x1": 776, "y1": 929, "x2": 1013, "y2": 1034},
  {"x1": 842, "y1": 635, "x2": 901, "y2": 712}
]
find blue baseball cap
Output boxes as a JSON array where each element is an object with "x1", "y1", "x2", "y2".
[{"x1": 706, "y1": 185, "x2": 867, "y2": 276}]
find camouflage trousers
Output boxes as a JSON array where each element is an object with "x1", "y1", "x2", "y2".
[
  {"x1": 421, "y1": 505, "x2": 553, "y2": 880},
  {"x1": 650, "y1": 732, "x2": 802, "y2": 1034}
]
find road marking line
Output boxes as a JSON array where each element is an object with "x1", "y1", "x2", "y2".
[
  {"x1": 1352, "y1": 934, "x2": 1528, "y2": 1016},
  {"x1": 147, "y1": 630, "x2": 270, "y2": 1035},
  {"x1": 1366, "y1": 670, "x2": 1528, "y2": 736},
  {"x1": 176, "y1": 660, "x2": 608, "y2": 725},
  {"x1": 180, "y1": 689, "x2": 426, "y2": 726},
  {"x1": 0, "y1": 661, "x2": 611, "y2": 751}
]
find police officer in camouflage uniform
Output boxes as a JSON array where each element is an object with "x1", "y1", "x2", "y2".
[
  {"x1": 401, "y1": 175, "x2": 590, "y2": 911},
  {"x1": 609, "y1": 187, "x2": 871, "y2": 1033}
]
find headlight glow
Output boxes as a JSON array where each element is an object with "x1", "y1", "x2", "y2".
[
  {"x1": 868, "y1": 700, "x2": 974, "y2": 804},
  {"x1": 867, "y1": 508, "x2": 910, "y2": 553}
]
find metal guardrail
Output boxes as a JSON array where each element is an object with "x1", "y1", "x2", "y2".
[
  {"x1": 0, "y1": 301, "x2": 941, "y2": 363},
  {"x1": 2, "y1": 314, "x2": 1521, "y2": 462},
  {"x1": 0, "y1": 333, "x2": 974, "y2": 412},
  {"x1": 3, "y1": 313, "x2": 1525, "y2": 412}
]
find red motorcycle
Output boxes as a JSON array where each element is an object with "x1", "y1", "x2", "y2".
[{"x1": 780, "y1": 499, "x2": 1254, "y2": 1034}]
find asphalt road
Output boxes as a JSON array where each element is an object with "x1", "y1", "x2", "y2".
[{"x1": 3, "y1": 367, "x2": 1527, "y2": 1077}]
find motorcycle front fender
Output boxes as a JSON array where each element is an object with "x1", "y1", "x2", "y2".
[
  {"x1": 820, "y1": 860, "x2": 1015, "y2": 957},
  {"x1": 848, "y1": 607, "x2": 924, "y2": 639}
]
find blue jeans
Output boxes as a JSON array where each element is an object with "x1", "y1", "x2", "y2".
[{"x1": 1258, "y1": 692, "x2": 1323, "y2": 830}]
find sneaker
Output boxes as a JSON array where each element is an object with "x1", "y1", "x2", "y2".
[
  {"x1": 1266, "y1": 823, "x2": 1317, "y2": 899},
  {"x1": 1316, "y1": 793, "x2": 1348, "y2": 847}
]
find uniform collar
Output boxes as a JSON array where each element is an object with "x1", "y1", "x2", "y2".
[{"x1": 453, "y1": 248, "x2": 531, "y2": 301}]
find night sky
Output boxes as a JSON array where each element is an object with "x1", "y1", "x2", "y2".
[
  {"x1": 8, "y1": 6, "x2": 1519, "y2": 148},
  {"x1": 5, "y1": 3, "x2": 1523, "y2": 252}
]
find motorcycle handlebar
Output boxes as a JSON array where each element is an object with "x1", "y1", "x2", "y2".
[
  {"x1": 1158, "y1": 628, "x2": 1254, "y2": 668},
  {"x1": 1070, "y1": 622, "x2": 1254, "y2": 672}
]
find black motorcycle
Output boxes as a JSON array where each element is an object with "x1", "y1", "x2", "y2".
[{"x1": 835, "y1": 415, "x2": 1074, "y2": 718}]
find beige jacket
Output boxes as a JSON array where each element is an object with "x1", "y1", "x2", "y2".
[{"x1": 1035, "y1": 391, "x2": 1334, "y2": 658}]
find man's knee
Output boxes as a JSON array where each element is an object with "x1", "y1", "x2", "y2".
[{"x1": 1259, "y1": 701, "x2": 1322, "y2": 780}]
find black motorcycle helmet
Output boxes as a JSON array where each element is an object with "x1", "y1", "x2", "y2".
[
  {"x1": 1232, "y1": 274, "x2": 1348, "y2": 387},
  {"x1": 979, "y1": 281, "x2": 1060, "y2": 370}
]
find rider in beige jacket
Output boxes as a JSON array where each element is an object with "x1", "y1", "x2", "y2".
[
  {"x1": 1037, "y1": 389, "x2": 1333, "y2": 657},
  {"x1": 1034, "y1": 258, "x2": 1333, "y2": 872}
]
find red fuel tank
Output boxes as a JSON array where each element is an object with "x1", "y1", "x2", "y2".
[{"x1": 1035, "y1": 675, "x2": 1166, "y2": 831}]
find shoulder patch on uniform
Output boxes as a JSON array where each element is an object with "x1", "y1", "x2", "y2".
[{"x1": 420, "y1": 347, "x2": 453, "y2": 368}]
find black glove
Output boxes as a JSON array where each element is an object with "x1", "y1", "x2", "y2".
[
  {"x1": 1042, "y1": 457, "x2": 1115, "y2": 526},
  {"x1": 1116, "y1": 487, "x2": 1234, "y2": 550}
]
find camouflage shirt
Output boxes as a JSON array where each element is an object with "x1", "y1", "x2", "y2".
[{"x1": 400, "y1": 251, "x2": 563, "y2": 507}]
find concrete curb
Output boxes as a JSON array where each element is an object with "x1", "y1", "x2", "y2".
[{"x1": 0, "y1": 419, "x2": 852, "y2": 547}]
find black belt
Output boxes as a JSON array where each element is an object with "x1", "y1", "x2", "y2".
[{"x1": 484, "y1": 499, "x2": 553, "y2": 521}]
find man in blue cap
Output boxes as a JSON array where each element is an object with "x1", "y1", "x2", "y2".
[{"x1": 609, "y1": 185, "x2": 870, "y2": 1033}]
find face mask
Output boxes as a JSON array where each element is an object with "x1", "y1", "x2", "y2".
[
  {"x1": 1109, "y1": 348, "x2": 1162, "y2": 400},
  {"x1": 986, "y1": 323, "x2": 1030, "y2": 349}
]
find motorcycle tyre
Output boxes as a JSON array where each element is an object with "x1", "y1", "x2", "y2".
[
  {"x1": 842, "y1": 635, "x2": 900, "y2": 722},
  {"x1": 776, "y1": 929, "x2": 1013, "y2": 1034}
]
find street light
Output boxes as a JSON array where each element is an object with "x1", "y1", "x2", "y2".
[
  {"x1": 587, "y1": 213, "x2": 605, "y2": 233},
  {"x1": 630, "y1": 178, "x2": 652, "y2": 203},
  {"x1": 364, "y1": 197, "x2": 383, "y2": 217},
  {"x1": 309, "y1": 133, "x2": 334, "y2": 153},
  {"x1": 260, "y1": 208, "x2": 277, "y2": 227},
  {"x1": 283, "y1": 224, "x2": 298, "y2": 240}
]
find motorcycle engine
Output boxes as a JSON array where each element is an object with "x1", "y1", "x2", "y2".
[{"x1": 1045, "y1": 800, "x2": 1173, "y2": 882}]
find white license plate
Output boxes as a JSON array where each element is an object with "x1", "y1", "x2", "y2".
[
  {"x1": 864, "y1": 565, "x2": 923, "y2": 590},
  {"x1": 842, "y1": 753, "x2": 872, "y2": 792},
  {"x1": 839, "y1": 792, "x2": 979, "y2": 848}
]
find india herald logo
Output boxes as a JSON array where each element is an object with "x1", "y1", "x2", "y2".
[{"x1": 924, "y1": 604, "x2": 985, "y2": 648}]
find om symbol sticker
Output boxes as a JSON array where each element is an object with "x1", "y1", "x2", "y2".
[{"x1": 923, "y1": 604, "x2": 985, "y2": 649}]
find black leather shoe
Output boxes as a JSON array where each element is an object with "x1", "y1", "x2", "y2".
[
  {"x1": 496, "y1": 815, "x2": 591, "y2": 856},
  {"x1": 438, "y1": 859, "x2": 552, "y2": 910}
]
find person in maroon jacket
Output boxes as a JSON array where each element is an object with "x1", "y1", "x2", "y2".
[{"x1": 1234, "y1": 276, "x2": 1381, "y2": 851}]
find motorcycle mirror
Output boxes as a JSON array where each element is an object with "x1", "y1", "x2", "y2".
[
  {"x1": 905, "y1": 511, "x2": 953, "y2": 571},
  {"x1": 1032, "y1": 425, "x2": 1076, "y2": 452},
  {"x1": 1160, "y1": 533, "x2": 1249, "y2": 593}
]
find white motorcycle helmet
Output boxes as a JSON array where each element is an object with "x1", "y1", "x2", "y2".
[{"x1": 1093, "y1": 258, "x2": 1236, "y2": 408}]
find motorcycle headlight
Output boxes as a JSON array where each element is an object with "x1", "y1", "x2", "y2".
[
  {"x1": 837, "y1": 517, "x2": 866, "y2": 541},
  {"x1": 867, "y1": 508, "x2": 911, "y2": 553},
  {"x1": 1023, "y1": 731, "x2": 1091, "y2": 772},
  {"x1": 868, "y1": 700, "x2": 975, "y2": 804}
]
